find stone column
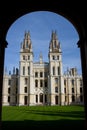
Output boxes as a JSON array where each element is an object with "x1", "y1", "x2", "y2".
[
  {"x1": 0, "y1": 39, "x2": 7, "y2": 129},
  {"x1": 77, "y1": 38, "x2": 87, "y2": 129}
]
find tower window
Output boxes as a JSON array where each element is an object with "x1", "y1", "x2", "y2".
[
  {"x1": 55, "y1": 87, "x2": 58, "y2": 93},
  {"x1": 23, "y1": 66, "x2": 25, "y2": 75},
  {"x1": 24, "y1": 87, "x2": 27, "y2": 93},
  {"x1": 64, "y1": 80, "x2": 66, "y2": 86},
  {"x1": 45, "y1": 80, "x2": 48, "y2": 87},
  {"x1": 25, "y1": 78, "x2": 28, "y2": 85},
  {"x1": 8, "y1": 87, "x2": 10, "y2": 94},
  {"x1": 64, "y1": 88, "x2": 66, "y2": 93},
  {"x1": 53, "y1": 67, "x2": 55, "y2": 75},
  {"x1": 23, "y1": 55, "x2": 25, "y2": 60},
  {"x1": 72, "y1": 88, "x2": 74, "y2": 93},
  {"x1": 58, "y1": 66, "x2": 60, "y2": 75},
  {"x1": 72, "y1": 95, "x2": 75, "y2": 102},
  {"x1": 55, "y1": 78, "x2": 58, "y2": 84},
  {"x1": 72, "y1": 79, "x2": 74, "y2": 86},
  {"x1": 40, "y1": 72, "x2": 43, "y2": 77},
  {"x1": 35, "y1": 72, "x2": 38, "y2": 77},
  {"x1": 35, "y1": 80, "x2": 38, "y2": 87},
  {"x1": 52, "y1": 56, "x2": 55, "y2": 60},
  {"x1": 57, "y1": 56, "x2": 59, "y2": 60}
]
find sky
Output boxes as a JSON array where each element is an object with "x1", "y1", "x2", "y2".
[{"x1": 4, "y1": 11, "x2": 82, "y2": 75}]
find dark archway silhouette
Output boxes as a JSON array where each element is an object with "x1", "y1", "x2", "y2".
[{"x1": 0, "y1": 1, "x2": 87, "y2": 129}]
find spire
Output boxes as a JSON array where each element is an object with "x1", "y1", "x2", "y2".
[
  {"x1": 39, "y1": 52, "x2": 43, "y2": 64},
  {"x1": 9, "y1": 71, "x2": 11, "y2": 75},
  {"x1": 67, "y1": 67, "x2": 70, "y2": 75},
  {"x1": 16, "y1": 68, "x2": 19, "y2": 75},
  {"x1": 24, "y1": 30, "x2": 30, "y2": 40},
  {"x1": 13, "y1": 67, "x2": 15, "y2": 75},
  {"x1": 21, "y1": 31, "x2": 32, "y2": 52},
  {"x1": 49, "y1": 30, "x2": 61, "y2": 53},
  {"x1": 51, "y1": 30, "x2": 58, "y2": 40}
]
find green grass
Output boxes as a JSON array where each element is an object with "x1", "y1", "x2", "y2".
[{"x1": 2, "y1": 105, "x2": 85, "y2": 129}]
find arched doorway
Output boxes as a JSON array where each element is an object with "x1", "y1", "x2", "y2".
[
  {"x1": 55, "y1": 95, "x2": 58, "y2": 105},
  {"x1": 24, "y1": 96, "x2": 28, "y2": 105},
  {"x1": 40, "y1": 93, "x2": 43, "y2": 103}
]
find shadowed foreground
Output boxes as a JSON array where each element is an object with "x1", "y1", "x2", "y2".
[
  {"x1": 2, "y1": 106, "x2": 85, "y2": 129},
  {"x1": 2, "y1": 120, "x2": 85, "y2": 130}
]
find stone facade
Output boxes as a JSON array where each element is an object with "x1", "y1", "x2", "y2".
[{"x1": 2, "y1": 31, "x2": 84, "y2": 106}]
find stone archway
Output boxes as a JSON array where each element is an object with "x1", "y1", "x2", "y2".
[{"x1": 0, "y1": 1, "x2": 87, "y2": 129}]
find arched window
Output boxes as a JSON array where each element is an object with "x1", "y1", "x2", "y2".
[
  {"x1": 8, "y1": 96, "x2": 10, "y2": 103},
  {"x1": 35, "y1": 80, "x2": 38, "y2": 87},
  {"x1": 55, "y1": 87, "x2": 58, "y2": 93},
  {"x1": 36, "y1": 95, "x2": 38, "y2": 103},
  {"x1": 24, "y1": 87, "x2": 27, "y2": 93},
  {"x1": 23, "y1": 66, "x2": 25, "y2": 75},
  {"x1": 55, "y1": 95, "x2": 58, "y2": 104},
  {"x1": 25, "y1": 78, "x2": 28, "y2": 85},
  {"x1": 8, "y1": 87, "x2": 10, "y2": 94},
  {"x1": 40, "y1": 93, "x2": 43, "y2": 103},
  {"x1": 53, "y1": 66, "x2": 55, "y2": 75},
  {"x1": 72, "y1": 95, "x2": 75, "y2": 102},
  {"x1": 24, "y1": 96, "x2": 27, "y2": 105}
]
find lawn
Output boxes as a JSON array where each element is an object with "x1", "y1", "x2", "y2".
[{"x1": 2, "y1": 105, "x2": 85, "y2": 129}]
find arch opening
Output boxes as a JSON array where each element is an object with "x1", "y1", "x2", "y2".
[{"x1": 0, "y1": 10, "x2": 85, "y2": 130}]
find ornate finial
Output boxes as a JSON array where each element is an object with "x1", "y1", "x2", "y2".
[
  {"x1": 67, "y1": 67, "x2": 70, "y2": 75},
  {"x1": 39, "y1": 52, "x2": 43, "y2": 63},
  {"x1": 21, "y1": 42, "x2": 23, "y2": 49},
  {"x1": 13, "y1": 67, "x2": 15, "y2": 75},
  {"x1": 40, "y1": 52, "x2": 42, "y2": 58},
  {"x1": 28, "y1": 30, "x2": 30, "y2": 35}
]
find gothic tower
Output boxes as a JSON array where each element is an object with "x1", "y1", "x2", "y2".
[
  {"x1": 18, "y1": 31, "x2": 34, "y2": 105},
  {"x1": 48, "y1": 31, "x2": 64, "y2": 105}
]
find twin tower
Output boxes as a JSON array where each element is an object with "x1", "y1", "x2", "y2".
[{"x1": 18, "y1": 31, "x2": 64, "y2": 105}]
